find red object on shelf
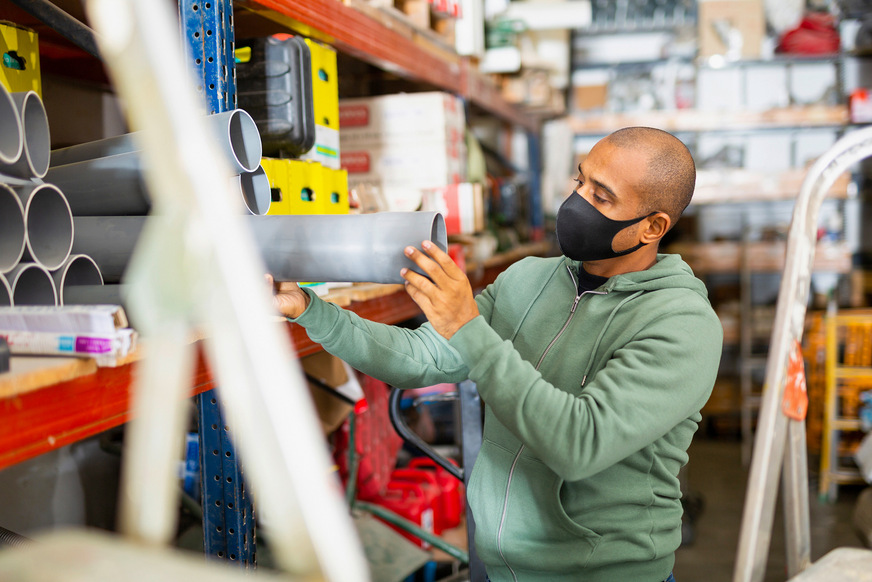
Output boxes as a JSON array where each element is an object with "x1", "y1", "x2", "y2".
[
  {"x1": 373, "y1": 480, "x2": 435, "y2": 547},
  {"x1": 778, "y1": 12, "x2": 840, "y2": 55},
  {"x1": 408, "y1": 457, "x2": 464, "y2": 530},
  {"x1": 333, "y1": 374, "x2": 403, "y2": 501},
  {"x1": 390, "y1": 467, "x2": 443, "y2": 535}
]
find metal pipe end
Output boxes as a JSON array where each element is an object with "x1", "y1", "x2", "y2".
[
  {"x1": 222, "y1": 109, "x2": 262, "y2": 173},
  {"x1": 0, "y1": 183, "x2": 26, "y2": 273},
  {"x1": 20, "y1": 183, "x2": 75, "y2": 271},
  {"x1": 239, "y1": 165, "x2": 271, "y2": 215},
  {"x1": 52, "y1": 254, "x2": 104, "y2": 305},
  {"x1": 0, "y1": 84, "x2": 23, "y2": 166},
  {"x1": 11, "y1": 91, "x2": 51, "y2": 179},
  {"x1": 9, "y1": 262, "x2": 57, "y2": 306}
]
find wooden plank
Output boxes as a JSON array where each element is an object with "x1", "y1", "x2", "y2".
[{"x1": 0, "y1": 356, "x2": 97, "y2": 399}]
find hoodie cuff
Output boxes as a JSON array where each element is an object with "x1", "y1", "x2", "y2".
[{"x1": 286, "y1": 287, "x2": 342, "y2": 340}]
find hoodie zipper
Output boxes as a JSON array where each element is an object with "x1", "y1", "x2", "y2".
[{"x1": 495, "y1": 265, "x2": 607, "y2": 580}]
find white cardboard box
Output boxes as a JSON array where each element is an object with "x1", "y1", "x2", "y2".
[
  {"x1": 339, "y1": 91, "x2": 465, "y2": 146},
  {"x1": 341, "y1": 139, "x2": 466, "y2": 187}
]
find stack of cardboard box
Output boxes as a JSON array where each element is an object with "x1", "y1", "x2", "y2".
[{"x1": 339, "y1": 91, "x2": 467, "y2": 212}]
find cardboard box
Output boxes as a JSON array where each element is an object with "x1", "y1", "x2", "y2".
[
  {"x1": 341, "y1": 139, "x2": 466, "y2": 188},
  {"x1": 301, "y1": 352, "x2": 360, "y2": 436},
  {"x1": 698, "y1": 0, "x2": 765, "y2": 59},
  {"x1": 422, "y1": 182, "x2": 485, "y2": 235},
  {"x1": 339, "y1": 91, "x2": 465, "y2": 146},
  {"x1": 0, "y1": 21, "x2": 40, "y2": 96}
]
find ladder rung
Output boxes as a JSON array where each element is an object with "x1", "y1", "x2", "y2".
[
  {"x1": 832, "y1": 418, "x2": 862, "y2": 430},
  {"x1": 834, "y1": 366, "x2": 872, "y2": 379}
]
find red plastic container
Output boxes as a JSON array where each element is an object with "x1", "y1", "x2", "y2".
[
  {"x1": 408, "y1": 457, "x2": 464, "y2": 530},
  {"x1": 373, "y1": 480, "x2": 435, "y2": 548},
  {"x1": 333, "y1": 375, "x2": 403, "y2": 501},
  {"x1": 390, "y1": 468, "x2": 442, "y2": 535}
]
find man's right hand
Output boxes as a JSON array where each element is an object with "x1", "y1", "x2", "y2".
[{"x1": 265, "y1": 274, "x2": 310, "y2": 318}]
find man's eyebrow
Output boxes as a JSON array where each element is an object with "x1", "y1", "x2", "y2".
[{"x1": 578, "y1": 163, "x2": 617, "y2": 200}]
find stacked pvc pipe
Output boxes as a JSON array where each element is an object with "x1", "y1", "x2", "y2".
[
  {"x1": 46, "y1": 108, "x2": 270, "y2": 216},
  {"x1": 0, "y1": 84, "x2": 78, "y2": 306}
]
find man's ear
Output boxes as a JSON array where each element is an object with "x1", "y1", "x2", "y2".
[{"x1": 640, "y1": 212, "x2": 671, "y2": 244}]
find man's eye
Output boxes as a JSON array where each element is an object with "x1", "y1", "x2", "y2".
[{"x1": 593, "y1": 194, "x2": 608, "y2": 204}]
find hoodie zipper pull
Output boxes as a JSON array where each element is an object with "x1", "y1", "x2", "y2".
[{"x1": 571, "y1": 293, "x2": 582, "y2": 313}]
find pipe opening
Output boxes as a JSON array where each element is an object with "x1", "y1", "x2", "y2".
[
  {"x1": 431, "y1": 213, "x2": 447, "y2": 252},
  {"x1": 0, "y1": 88, "x2": 22, "y2": 165},
  {"x1": 227, "y1": 110, "x2": 261, "y2": 173},
  {"x1": 11, "y1": 264, "x2": 57, "y2": 306},
  {"x1": 0, "y1": 274, "x2": 11, "y2": 306},
  {"x1": 25, "y1": 184, "x2": 74, "y2": 270},
  {"x1": 240, "y1": 166, "x2": 270, "y2": 215},
  {"x1": 0, "y1": 185, "x2": 25, "y2": 272},
  {"x1": 57, "y1": 255, "x2": 103, "y2": 305},
  {"x1": 18, "y1": 92, "x2": 50, "y2": 178}
]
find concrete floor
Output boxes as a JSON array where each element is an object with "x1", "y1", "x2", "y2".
[{"x1": 674, "y1": 436, "x2": 866, "y2": 582}]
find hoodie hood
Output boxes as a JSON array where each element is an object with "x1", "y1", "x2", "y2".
[{"x1": 568, "y1": 253, "x2": 710, "y2": 302}]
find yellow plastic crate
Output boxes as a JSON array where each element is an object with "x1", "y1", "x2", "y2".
[
  {"x1": 263, "y1": 158, "x2": 323, "y2": 216},
  {"x1": 319, "y1": 166, "x2": 349, "y2": 215},
  {"x1": 0, "y1": 21, "x2": 41, "y2": 96},
  {"x1": 302, "y1": 39, "x2": 339, "y2": 169}
]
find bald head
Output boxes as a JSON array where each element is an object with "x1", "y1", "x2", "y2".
[{"x1": 605, "y1": 127, "x2": 696, "y2": 228}]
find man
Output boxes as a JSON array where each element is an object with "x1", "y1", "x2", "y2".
[{"x1": 272, "y1": 127, "x2": 722, "y2": 581}]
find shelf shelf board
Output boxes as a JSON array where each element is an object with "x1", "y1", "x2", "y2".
[
  {"x1": 667, "y1": 240, "x2": 853, "y2": 276},
  {"x1": 570, "y1": 105, "x2": 850, "y2": 135},
  {"x1": 692, "y1": 169, "x2": 852, "y2": 205},
  {"x1": 237, "y1": 0, "x2": 537, "y2": 131},
  {"x1": 831, "y1": 418, "x2": 862, "y2": 430},
  {"x1": 0, "y1": 348, "x2": 215, "y2": 472}
]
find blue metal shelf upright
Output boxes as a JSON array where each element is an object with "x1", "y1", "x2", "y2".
[{"x1": 178, "y1": 0, "x2": 256, "y2": 568}]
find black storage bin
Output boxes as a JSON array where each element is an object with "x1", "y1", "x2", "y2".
[{"x1": 236, "y1": 35, "x2": 316, "y2": 158}]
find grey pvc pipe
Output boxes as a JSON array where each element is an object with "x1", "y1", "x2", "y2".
[
  {"x1": 73, "y1": 212, "x2": 447, "y2": 285},
  {"x1": 15, "y1": 183, "x2": 74, "y2": 271},
  {"x1": 71, "y1": 216, "x2": 144, "y2": 283},
  {"x1": 49, "y1": 109, "x2": 261, "y2": 174},
  {"x1": 51, "y1": 254, "x2": 104, "y2": 305},
  {"x1": 0, "y1": 273, "x2": 11, "y2": 306},
  {"x1": 0, "y1": 91, "x2": 50, "y2": 179},
  {"x1": 249, "y1": 212, "x2": 448, "y2": 283},
  {"x1": 238, "y1": 165, "x2": 271, "y2": 215},
  {"x1": 0, "y1": 84, "x2": 22, "y2": 166},
  {"x1": 0, "y1": 183, "x2": 26, "y2": 273},
  {"x1": 61, "y1": 283, "x2": 124, "y2": 307},
  {"x1": 8, "y1": 262, "x2": 57, "y2": 306},
  {"x1": 45, "y1": 151, "x2": 149, "y2": 216}
]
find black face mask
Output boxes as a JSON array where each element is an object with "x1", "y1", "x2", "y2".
[{"x1": 556, "y1": 193, "x2": 653, "y2": 261}]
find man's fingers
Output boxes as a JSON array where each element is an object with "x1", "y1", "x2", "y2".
[
  {"x1": 420, "y1": 241, "x2": 461, "y2": 278},
  {"x1": 404, "y1": 246, "x2": 447, "y2": 286}
]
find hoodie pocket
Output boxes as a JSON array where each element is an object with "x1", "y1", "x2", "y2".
[{"x1": 498, "y1": 455, "x2": 603, "y2": 571}]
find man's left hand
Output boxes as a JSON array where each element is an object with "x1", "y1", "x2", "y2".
[{"x1": 402, "y1": 241, "x2": 479, "y2": 340}]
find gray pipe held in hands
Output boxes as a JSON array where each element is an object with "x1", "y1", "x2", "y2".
[
  {"x1": 0, "y1": 91, "x2": 50, "y2": 179},
  {"x1": 0, "y1": 184, "x2": 26, "y2": 273},
  {"x1": 0, "y1": 273, "x2": 11, "y2": 306},
  {"x1": 72, "y1": 212, "x2": 447, "y2": 285},
  {"x1": 0, "y1": 84, "x2": 22, "y2": 166},
  {"x1": 249, "y1": 211, "x2": 447, "y2": 283},
  {"x1": 8, "y1": 262, "x2": 57, "y2": 306},
  {"x1": 15, "y1": 183, "x2": 74, "y2": 271},
  {"x1": 51, "y1": 254, "x2": 104, "y2": 305},
  {"x1": 49, "y1": 109, "x2": 262, "y2": 173}
]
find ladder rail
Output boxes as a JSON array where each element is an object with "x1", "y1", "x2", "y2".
[{"x1": 733, "y1": 125, "x2": 872, "y2": 582}]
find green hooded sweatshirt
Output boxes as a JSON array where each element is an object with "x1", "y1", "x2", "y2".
[{"x1": 291, "y1": 253, "x2": 723, "y2": 582}]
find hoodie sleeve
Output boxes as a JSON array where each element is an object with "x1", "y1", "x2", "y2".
[
  {"x1": 291, "y1": 285, "x2": 497, "y2": 388},
  {"x1": 449, "y1": 295, "x2": 723, "y2": 481}
]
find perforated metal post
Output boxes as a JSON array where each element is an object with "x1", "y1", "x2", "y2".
[{"x1": 179, "y1": 0, "x2": 253, "y2": 567}]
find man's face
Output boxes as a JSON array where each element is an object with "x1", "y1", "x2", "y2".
[{"x1": 572, "y1": 138, "x2": 650, "y2": 254}]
